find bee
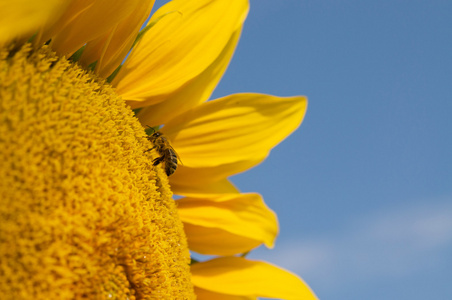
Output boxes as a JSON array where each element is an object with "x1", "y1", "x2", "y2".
[{"x1": 146, "y1": 129, "x2": 181, "y2": 176}]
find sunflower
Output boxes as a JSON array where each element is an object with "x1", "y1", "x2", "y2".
[{"x1": 0, "y1": 0, "x2": 317, "y2": 299}]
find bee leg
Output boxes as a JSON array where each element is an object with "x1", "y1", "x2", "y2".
[
  {"x1": 153, "y1": 156, "x2": 165, "y2": 166},
  {"x1": 144, "y1": 146, "x2": 156, "y2": 153}
]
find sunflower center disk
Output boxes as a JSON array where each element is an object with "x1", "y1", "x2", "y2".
[{"x1": 0, "y1": 44, "x2": 194, "y2": 299}]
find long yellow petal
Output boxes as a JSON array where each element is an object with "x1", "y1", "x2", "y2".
[
  {"x1": 191, "y1": 257, "x2": 318, "y2": 300},
  {"x1": 0, "y1": 0, "x2": 66, "y2": 45},
  {"x1": 113, "y1": 0, "x2": 249, "y2": 105},
  {"x1": 136, "y1": 26, "x2": 242, "y2": 121},
  {"x1": 163, "y1": 94, "x2": 307, "y2": 168},
  {"x1": 169, "y1": 159, "x2": 262, "y2": 194},
  {"x1": 79, "y1": 0, "x2": 155, "y2": 78},
  {"x1": 41, "y1": 0, "x2": 143, "y2": 56},
  {"x1": 183, "y1": 223, "x2": 262, "y2": 256},
  {"x1": 177, "y1": 193, "x2": 278, "y2": 254},
  {"x1": 195, "y1": 287, "x2": 255, "y2": 300},
  {"x1": 171, "y1": 177, "x2": 239, "y2": 196}
]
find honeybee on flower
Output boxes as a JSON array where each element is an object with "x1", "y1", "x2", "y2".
[{"x1": 146, "y1": 128, "x2": 181, "y2": 176}]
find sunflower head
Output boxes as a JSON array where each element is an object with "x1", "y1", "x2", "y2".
[{"x1": 0, "y1": 0, "x2": 318, "y2": 299}]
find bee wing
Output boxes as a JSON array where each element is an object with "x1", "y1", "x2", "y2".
[
  {"x1": 174, "y1": 149, "x2": 184, "y2": 166},
  {"x1": 169, "y1": 145, "x2": 183, "y2": 165}
]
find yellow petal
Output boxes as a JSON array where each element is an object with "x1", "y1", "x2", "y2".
[
  {"x1": 169, "y1": 159, "x2": 263, "y2": 193},
  {"x1": 171, "y1": 177, "x2": 239, "y2": 196},
  {"x1": 183, "y1": 223, "x2": 262, "y2": 256},
  {"x1": 41, "y1": 0, "x2": 144, "y2": 56},
  {"x1": 136, "y1": 25, "x2": 242, "y2": 122},
  {"x1": 177, "y1": 193, "x2": 278, "y2": 255},
  {"x1": 79, "y1": 0, "x2": 155, "y2": 78},
  {"x1": 0, "y1": 0, "x2": 66, "y2": 45},
  {"x1": 191, "y1": 257, "x2": 318, "y2": 300},
  {"x1": 195, "y1": 287, "x2": 255, "y2": 300},
  {"x1": 163, "y1": 94, "x2": 307, "y2": 168},
  {"x1": 113, "y1": 0, "x2": 249, "y2": 105}
]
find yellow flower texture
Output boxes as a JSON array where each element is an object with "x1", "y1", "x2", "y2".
[{"x1": 0, "y1": 0, "x2": 317, "y2": 299}]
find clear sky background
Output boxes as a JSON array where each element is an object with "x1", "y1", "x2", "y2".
[{"x1": 153, "y1": 1, "x2": 452, "y2": 299}]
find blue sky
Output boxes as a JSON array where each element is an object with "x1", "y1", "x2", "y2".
[{"x1": 153, "y1": 1, "x2": 452, "y2": 299}]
